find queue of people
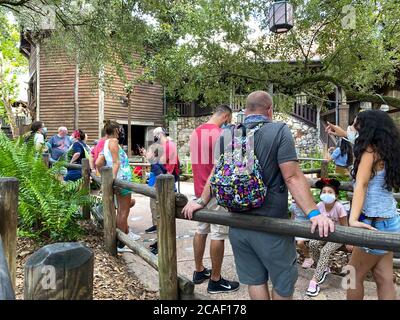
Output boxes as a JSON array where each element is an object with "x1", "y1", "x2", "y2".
[
  {"x1": 182, "y1": 90, "x2": 400, "y2": 300},
  {"x1": 25, "y1": 89, "x2": 400, "y2": 300}
]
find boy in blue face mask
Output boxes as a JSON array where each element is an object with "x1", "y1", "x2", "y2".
[{"x1": 306, "y1": 178, "x2": 352, "y2": 297}]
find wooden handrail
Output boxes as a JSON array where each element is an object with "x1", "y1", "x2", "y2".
[
  {"x1": 175, "y1": 207, "x2": 400, "y2": 252},
  {"x1": 113, "y1": 179, "x2": 157, "y2": 199}
]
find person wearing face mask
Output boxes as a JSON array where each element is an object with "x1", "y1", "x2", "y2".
[
  {"x1": 96, "y1": 120, "x2": 140, "y2": 253},
  {"x1": 347, "y1": 110, "x2": 400, "y2": 300},
  {"x1": 325, "y1": 117, "x2": 359, "y2": 145},
  {"x1": 306, "y1": 178, "x2": 352, "y2": 297},
  {"x1": 25, "y1": 121, "x2": 48, "y2": 153}
]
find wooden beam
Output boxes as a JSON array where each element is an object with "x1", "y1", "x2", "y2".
[
  {"x1": 0, "y1": 236, "x2": 15, "y2": 300},
  {"x1": 176, "y1": 208, "x2": 400, "y2": 252},
  {"x1": 156, "y1": 174, "x2": 178, "y2": 300},
  {"x1": 90, "y1": 172, "x2": 101, "y2": 185},
  {"x1": 24, "y1": 242, "x2": 94, "y2": 300},
  {"x1": 42, "y1": 152, "x2": 50, "y2": 168},
  {"x1": 101, "y1": 167, "x2": 117, "y2": 256},
  {"x1": 0, "y1": 178, "x2": 18, "y2": 290},
  {"x1": 114, "y1": 179, "x2": 156, "y2": 199},
  {"x1": 81, "y1": 159, "x2": 91, "y2": 220},
  {"x1": 116, "y1": 229, "x2": 194, "y2": 297},
  {"x1": 73, "y1": 59, "x2": 79, "y2": 129}
]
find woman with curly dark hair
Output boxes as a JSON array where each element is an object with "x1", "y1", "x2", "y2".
[{"x1": 347, "y1": 110, "x2": 400, "y2": 300}]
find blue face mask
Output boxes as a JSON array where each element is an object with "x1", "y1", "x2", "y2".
[{"x1": 320, "y1": 193, "x2": 336, "y2": 204}]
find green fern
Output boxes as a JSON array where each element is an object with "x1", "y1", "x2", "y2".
[{"x1": 0, "y1": 131, "x2": 94, "y2": 241}]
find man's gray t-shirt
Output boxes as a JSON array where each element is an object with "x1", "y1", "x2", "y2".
[
  {"x1": 217, "y1": 120, "x2": 298, "y2": 218},
  {"x1": 247, "y1": 120, "x2": 298, "y2": 218}
]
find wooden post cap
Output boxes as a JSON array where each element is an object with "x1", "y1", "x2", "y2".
[{"x1": 24, "y1": 242, "x2": 94, "y2": 300}]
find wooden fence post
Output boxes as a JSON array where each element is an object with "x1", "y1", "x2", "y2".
[
  {"x1": 81, "y1": 159, "x2": 91, "y2": 220},
  {"x1": 0, "y1": 178, "x2": 18, "y2": 290},
  {"x1": 42, "y1": 153, "x2": 50, "y2": 168},
  {"x1": 156, "y1": 174, "x2": 178, "y2": 300},
  {"x1": 0, "y1": 236, "x2": 15, "y2": 300},
  {"x1": 24, "y1": 242, "x2": 94, "y2": 300},
  {"x1": 320, "y1": 160, "x2": 329, "y2": 178},
  {"x1": 101, "y1": 167, "x2": 117, "y2": 256}
]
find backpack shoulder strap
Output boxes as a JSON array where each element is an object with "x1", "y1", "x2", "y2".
[{"x1": 263, "y1": 123, "x2": 286, "y2": 162}]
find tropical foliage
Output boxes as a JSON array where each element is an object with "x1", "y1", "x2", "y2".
[
  {"x1": 0, "y1": 131, "x2": 92, "y2": 241},
  {"x1": 0, "y1": 11, "x2": 28, "y2": 136}
]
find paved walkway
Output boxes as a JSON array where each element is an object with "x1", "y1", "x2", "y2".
[{"x1": 124, "y1": 182, "x2": 398, "y2": 300}]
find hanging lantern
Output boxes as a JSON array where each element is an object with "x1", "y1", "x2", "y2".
[
  {"x1": 295, "y1": 92, "x2": 307, "y2": 106},
  {"x1": 237, "y1": 110, "x2": 246, "y2": 124},
  {"x1": 269, "y1": 1, "x2": 294, "y2": 34}
]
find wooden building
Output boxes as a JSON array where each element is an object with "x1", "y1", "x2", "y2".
[{"x1": 19, "y1": 32, "x2": 165, "y2": 154}]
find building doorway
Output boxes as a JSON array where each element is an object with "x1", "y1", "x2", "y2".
[{"x1": 122, "y1": 125, "x2": 146, "y2": 156}]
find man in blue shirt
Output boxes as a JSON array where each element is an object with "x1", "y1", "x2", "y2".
[{"x1": 48, "y1": 127, "x2": 72, "y2": 161}]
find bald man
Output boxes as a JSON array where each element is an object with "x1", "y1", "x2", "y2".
[{"x1": 183, "y1": 90, "x2": 334, "y2": 300}]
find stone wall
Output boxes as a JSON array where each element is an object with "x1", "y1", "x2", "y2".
[{"x1": 175, "y1": 112, "x2": 321, "y2": 162}]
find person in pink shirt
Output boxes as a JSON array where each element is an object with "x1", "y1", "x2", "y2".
[
  {"x1": 91, "y1": 129, "x2": 106, "y2": 172},
  {"x1": 306, "y1": 178, "x2": 353, "y2": 297},
  {"x1": 153, "y1": 127, "x2": 180, "y2": 181},
  {"x1": 188, "y1": 105, "x2": 240, "y2": 294}
]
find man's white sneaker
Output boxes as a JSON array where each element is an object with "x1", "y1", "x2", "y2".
[
  {"x1": 117, "y1": 246, "x2": 133, "y2": 253},
  {"x1": 128, "y1": 231, "x2": 141, "y2": 241}
]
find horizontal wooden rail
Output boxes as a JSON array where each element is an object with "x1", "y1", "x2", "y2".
[
  {"x1": 0, "y1": 236, "x2": 15, "y2": 300},
  {"x1": 175, "y1": 208, "x2": 400, "y2": 252},
  {"x1": 90, "y1": 172, "x2": 101, "y2": 185},
  {"x1": 66, "y1": 163, "x2": 83, "y2": 170},
  {"x1": 116, "y1": 230, "x2": 195, "y2": 297},
  {"x1": 113, "y1": 179, "x2": 157, "y2": 199}
]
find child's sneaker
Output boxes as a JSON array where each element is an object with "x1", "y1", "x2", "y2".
[
  {"x1": 317, "y1": 267, "x2": 331, "y2": 284},
  {"x1": 301, "y1": 258, "x2": 314, "y2": 269},
  {"x1": 306, "y1": 280, "x2": 320, "y2": 297}
]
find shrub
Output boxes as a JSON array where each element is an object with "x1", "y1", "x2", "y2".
[{"x1": 0, "y1": 131, "x2": 93, "y2": 241}]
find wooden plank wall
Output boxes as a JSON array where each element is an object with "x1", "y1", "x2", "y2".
[
  {"x1": 78, "y1": 72, "x2": 100, "y2": 143},
  {"x1": 39, "y1": 45, "x2": 75, "y2": 138},
  {"x1": 103, "y1": 67, "x2": 164, "y2": 127},
  {"x1": 38, "y1": 44, "x2": 163, "y2": 143},
  {"x1": 39, "y1": 45, "x2": 99, "y2": 143}
]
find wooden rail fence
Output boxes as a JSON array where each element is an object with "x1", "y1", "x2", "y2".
[{"x1": 2, "y1": 154, "x2": 400, "y2": 300}]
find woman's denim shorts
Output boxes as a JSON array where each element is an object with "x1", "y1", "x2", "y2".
[{"x1": 360, "y1": 215, "x2": 400, "y2": 255}]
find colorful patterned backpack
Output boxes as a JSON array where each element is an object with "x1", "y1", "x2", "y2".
[{"x1": 210, "y1": 123, "x2": 267, "y2": 212}]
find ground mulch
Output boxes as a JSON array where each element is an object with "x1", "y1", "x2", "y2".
[{"x1": 15, "y1": 220, "x2": 158, "y2": 300}]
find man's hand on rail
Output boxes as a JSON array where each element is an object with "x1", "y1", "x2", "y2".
[
  {"x1": 182, "y1": 200, "x2": 204, "y2": 220},
  {"x1": 310, "y1": 214, "x2": 335, "y2": 237}
]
